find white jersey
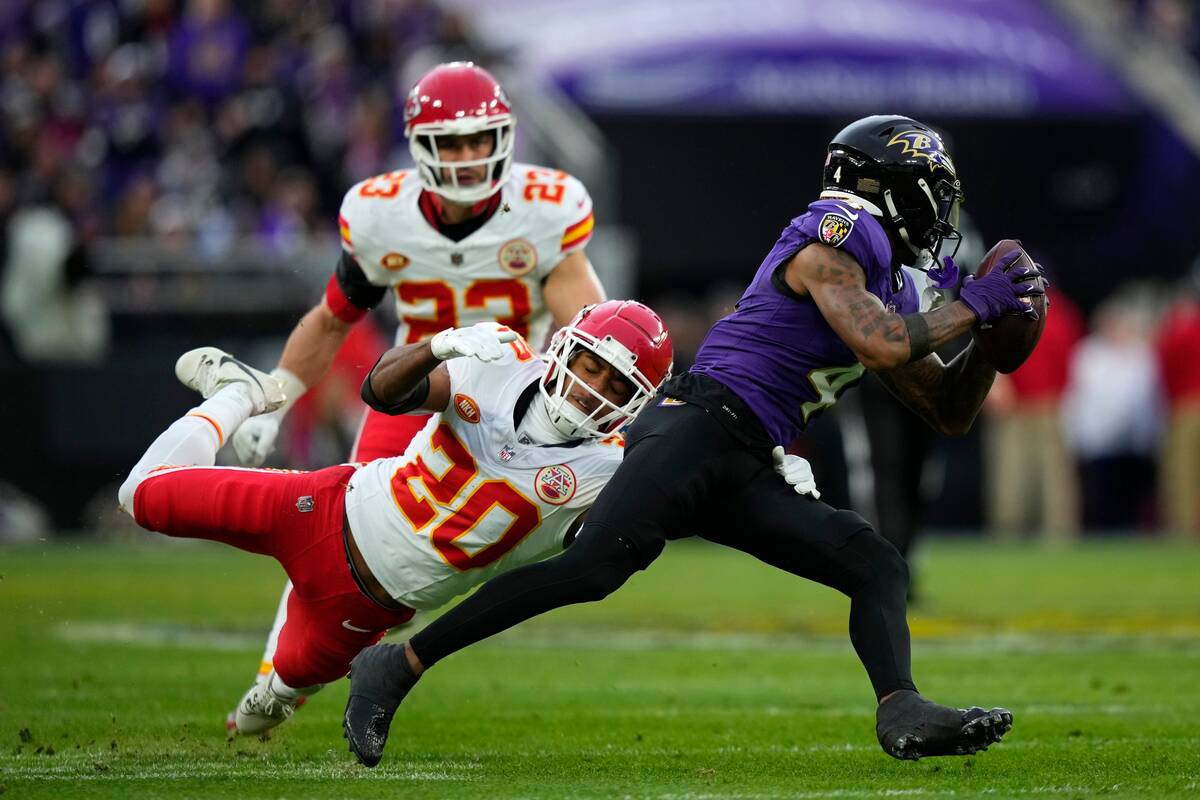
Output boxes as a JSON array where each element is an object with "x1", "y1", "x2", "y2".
[
  {"x1": 344, "y1": 335, "x2": 623, "y2": 610},
  {"x1": 338, "y1": 163, "x2": 595, "y2": 348}
]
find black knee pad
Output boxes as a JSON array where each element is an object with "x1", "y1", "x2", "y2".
[{"x1": 829, "y1": 511, "x2": 910, "y2": 595}]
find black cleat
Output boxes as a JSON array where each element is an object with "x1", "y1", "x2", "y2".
[
  {"x1": 343, "y1": 643, "x2": 419, "y2": 768},
  {"x1": 876, "y1": 690, "x2": 1013, "y2": 761}
]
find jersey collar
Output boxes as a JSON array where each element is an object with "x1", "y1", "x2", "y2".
[{"x1": 418, "y1": 189, "x2": 503, "y2": 241}]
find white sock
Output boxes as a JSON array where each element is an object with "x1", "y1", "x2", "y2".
[
  {"x1": 119, "y1": 384, "x2": 254, "y2": 513},
  {"x1": 268, "y1": 671, "x2": 324, "y2": 700},
  {"x1": 254, "y1": 582, "x2": 294, "y2": 686},
  {"x1": 187, "y1": 382, "x2": 256, "y2": 444}
]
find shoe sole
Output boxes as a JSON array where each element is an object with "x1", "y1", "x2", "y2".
[{"x1": 889, "y1": 708, "x2": 1013, "y2": 761}]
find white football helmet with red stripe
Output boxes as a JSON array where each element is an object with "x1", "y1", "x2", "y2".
[
  {"x1": 540, "y1": 301, "x2": 674, "y2": 439},
  {"x1": 403, "y1": 62, "x2": 516, "y2": 204}
]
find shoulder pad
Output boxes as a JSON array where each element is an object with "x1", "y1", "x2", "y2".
[
  {"x1": 338, "y1": 171, "x2": 413, "y2": 255},
  {"x1": 512, "y1": 165, "x2": 593, "y2": 223},
  {"x1": 797, "y1": 199, "x2": 892, "y2": 277}
]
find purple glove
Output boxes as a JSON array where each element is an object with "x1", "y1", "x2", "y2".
[
  {"x1": 959, "y1": 251, "x2": 1045, "y2": 324},
  {"x1": 925, "y1": 255, "x2": 961, "y2": 291}
]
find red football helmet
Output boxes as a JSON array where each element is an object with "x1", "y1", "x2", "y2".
[
  {"x1": 403, "y1": 62, "x2": 515, "y2": 204},
  {"x1": 540, "y1": 300, "x2": 674, "y2": 438}
]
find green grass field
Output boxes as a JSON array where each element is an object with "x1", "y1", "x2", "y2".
[{"x1": 2, "y1": 537, "x2": 1199, "y2": 799}]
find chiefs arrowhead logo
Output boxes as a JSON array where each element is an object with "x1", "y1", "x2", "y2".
[
  {"x1": 453, "y1": 393, "x2": 480, "y2": 424},
  {"x1": 534, "y1": 465, "x2": 577, "y2": 505}
]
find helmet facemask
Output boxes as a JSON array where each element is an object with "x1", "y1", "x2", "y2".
[
  {"x1": 882, "y1": 171, "x2": 964, "y2": 266},
  {"x1": 409, "y1": 118, "x2": 516, "y2": 204},
  {"x1": 538, "y1": 329, "x2": 660, "y2": 440}
]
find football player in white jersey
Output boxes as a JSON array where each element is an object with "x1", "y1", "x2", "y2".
[
  {"x1": 225, "y1": 61, "x2": 607, "y2": 724},
  {"x1": 116, "y1": 301, "x2": 676, "y2": 736}
]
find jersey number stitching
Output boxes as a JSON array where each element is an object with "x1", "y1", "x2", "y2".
[
  {"x1": 359, "y1": 170, "x2": 406, "y2": 198},
  {"x1": 523, "y1": 168, "x2": 567, "y2": 205},
  {"x1": 397, "y1": 279, "x2": 533, "y2": 343},
  {"x1": 800, "y1": 364, "x2": 866, "y2": 423},
  {"x1": 390, "y1": 423, "x2": 544, "y2": 571}
]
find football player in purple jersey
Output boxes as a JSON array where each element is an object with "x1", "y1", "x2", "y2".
[{"x1": 342, "y1": 115, "x2": 1044, "y2": 767}]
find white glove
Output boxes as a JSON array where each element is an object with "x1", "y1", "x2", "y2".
[
  {"x1": 231, "y1": 367, "x2": 306, "y2": 466},
  {"x1": 430, "y1": 323, "x2": 518, "y2": 362},
  {"x1": 772, "y1": 446, "x2": 821, "y2": 499}
]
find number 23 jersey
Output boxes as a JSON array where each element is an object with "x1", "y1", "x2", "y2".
[
  {"x1": 344, "y1": 339, "x2": 622, "y2": 610},
  {"x1": 339, "y1": 163, "x2": 595, "y2": 348}
]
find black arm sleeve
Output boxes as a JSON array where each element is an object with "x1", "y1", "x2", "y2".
[
  {"x1": 337, "y1": 251, "x2": 387, "y2": 311},
  {"x1": 360, "y1": 354, "x2": 431, "y2": 415}
]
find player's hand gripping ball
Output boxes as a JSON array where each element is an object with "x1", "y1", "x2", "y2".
[{"x1": 966, "y1": 239, "x2": 1048, "y2": 373}]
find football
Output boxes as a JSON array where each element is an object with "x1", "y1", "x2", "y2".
[{"x1": 969, "y1": 239, "x2": 1047, "y2": 374}]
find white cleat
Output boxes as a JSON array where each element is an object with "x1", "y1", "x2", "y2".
[
  {"x1": 233, "y1": 672, "x2": 322, "y2": 736},
  {"x1": 175, "y1": 347, "x2": 286, "y2": 415}
]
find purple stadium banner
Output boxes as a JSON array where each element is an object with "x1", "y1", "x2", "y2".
[{"x1": 443, "y1": 0, "x2": 1134, "y2": 116}]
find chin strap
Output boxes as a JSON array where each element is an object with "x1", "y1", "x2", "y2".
[{"x1": 882, "y1": 189, "x2": 926, "y2": 264}]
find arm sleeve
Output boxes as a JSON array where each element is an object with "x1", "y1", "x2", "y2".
[
  {"x1": 360, "y1": 353, "x2": 431, "y2": 415},
  {"x1": 325, "y1": 251, "x2": 386, "y2": 323}
]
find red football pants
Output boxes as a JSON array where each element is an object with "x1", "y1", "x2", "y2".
[
  {"x1": 132, "y1": 464, "x2": 415, "y2": 687},
  {"x1": 350, "y1": 408, "x2": 432, "y2": 462}
]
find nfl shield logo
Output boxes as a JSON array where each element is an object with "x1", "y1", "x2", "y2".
[
  {"x1": 296, "y1": 496, "x2": 315, "y2": 513},
  {"x1": 819, "y1": 212, "x2": 854, "y2": 247},
  {"x1": 499, "y1": 445, "x2": 515, "y2": 462}
]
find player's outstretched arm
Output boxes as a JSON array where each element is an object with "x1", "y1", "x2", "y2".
[
  {"x1": 784, "y1": 244, "x2": 977, "y2": 370},
  {"x1": 364, "y1": 324, "x2": 518, "y2": 415},
  {"x1": 277, "y1": 299, "x2": 354, "y2": 389}
]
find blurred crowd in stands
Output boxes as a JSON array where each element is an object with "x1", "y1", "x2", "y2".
[
  {"x1": 0, "y1": 0, "x2": 472, "y2": 252},
  {"x1": 0, "y1": 0, "x2": 1198, "y2": 540},
  {"x1": 0, "y1": 0, "x2": 477, "y2": 367}
]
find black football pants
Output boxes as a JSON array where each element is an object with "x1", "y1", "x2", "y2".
[{"x1": 410, "y1": 396, "x2": 917, "y2": 700}]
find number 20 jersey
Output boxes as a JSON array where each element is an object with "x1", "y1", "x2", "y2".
[
  {"x1": 343, "y1": 341, "x2": 623, "y2": 610},
  {"x1": 338, "y1": 163, "x2": 595, "y2": 348}
]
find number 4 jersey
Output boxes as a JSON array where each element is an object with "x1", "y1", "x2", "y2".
[
  {"x1": 344, "y1": 336, "x2": 623, "y2": 610},
  {"x1": 338, "y1": 163, "x2": 595, "y2": 348},
  {"x1": 691, "y1": 198, "x2": 936, "y2": 444}
]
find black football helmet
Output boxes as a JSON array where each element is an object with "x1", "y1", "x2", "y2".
[{"x1": 821, "y1": 115, "x2": 964, "y2": 266}]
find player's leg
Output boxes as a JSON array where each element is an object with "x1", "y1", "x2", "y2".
[
  {"x1": 234, "y1": 519, "x2": 416, "y2": 735},
  {"x1": 344, "y1": 400, "x2": 740, "y2": 767},
  {"x1": 230, "y1": 408, "x2": 433, "y2": 728},
  {"x1": 118, "y1": 347, "x2": 285, "y2": 515},
  {"x1": 224, "y1": 580, "x2": 295, "y2": 732},
  {"x1": 709, "y1": 477, "x2": 1011, "y2": 760}
]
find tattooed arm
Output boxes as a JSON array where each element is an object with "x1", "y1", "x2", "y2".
[
  {"x1": 783, "y1": 243, "x2": 976, "y2": 370},
  {"x1": 874, "y1": 348, "x2": 996, "y2": 435},
  {"x1": 783, "y1": 242, "x2": 993, "y2": 434}
]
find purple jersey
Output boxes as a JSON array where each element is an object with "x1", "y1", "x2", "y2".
[{"x1": 690, "y1": 199, "x2": 919, "y2": 444}]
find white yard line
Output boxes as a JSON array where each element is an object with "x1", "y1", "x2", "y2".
[{"x1": 56, "y1": 621, "x2": 1200, "y2": 655}]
